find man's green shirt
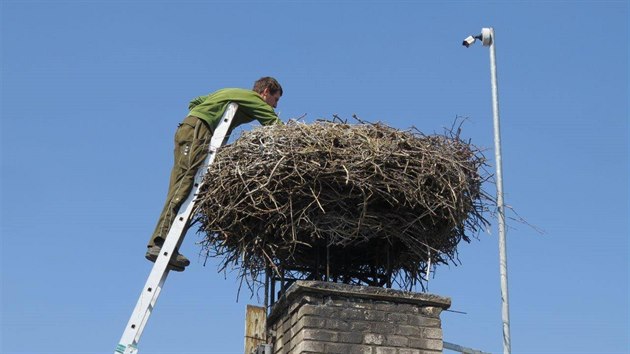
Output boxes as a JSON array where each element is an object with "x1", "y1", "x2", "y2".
[{"x1": 188, "y1": 88, "x2": 282, "y2": 133}]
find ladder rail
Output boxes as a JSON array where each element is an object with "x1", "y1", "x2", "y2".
[{"x1": 115, "y1": 103, "x2": 239, "y2": 354}]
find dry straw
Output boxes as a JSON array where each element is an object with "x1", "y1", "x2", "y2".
[{"x1": 194, "y1": 119, "x2": 493, "y2": 290}]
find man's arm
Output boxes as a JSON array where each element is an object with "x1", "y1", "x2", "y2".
[{"x1": 235, "y1": 93, "x2": 283, "y2": 126}]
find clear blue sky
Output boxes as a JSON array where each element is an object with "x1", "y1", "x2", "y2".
[{"x1": 1, "y1": 1, "x2": 628, "y2": 353}]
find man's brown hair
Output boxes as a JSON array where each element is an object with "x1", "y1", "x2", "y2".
[{"x1": 253, "y1": 77, "x2": 283, "y2": 96}]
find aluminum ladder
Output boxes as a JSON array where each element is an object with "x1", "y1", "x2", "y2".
[{"x1": 115, "y1": 103, "x2": 238, "y2": 354}]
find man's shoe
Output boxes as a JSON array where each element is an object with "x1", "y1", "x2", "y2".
[{"x1": 145, "y1": 246, "x2": 190, "y2": 272}]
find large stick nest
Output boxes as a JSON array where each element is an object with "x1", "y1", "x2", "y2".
[{"x1": 194, "y1": 119, "x2": 493, "y2": 289}]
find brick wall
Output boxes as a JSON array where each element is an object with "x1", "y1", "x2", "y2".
[{"x1": 267, "y1": 281, "x2": 451, "y2": 354}]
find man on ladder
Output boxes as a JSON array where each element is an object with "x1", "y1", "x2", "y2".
[
  {"x1": 115, "y1": 77, "x2": 283, "y2": 354},
  {"x1": 146, "y1": 77, "x2": 284, "y2": 271}
]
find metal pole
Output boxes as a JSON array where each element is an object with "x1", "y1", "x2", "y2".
[
  {"x1": 487, "y1": 27, "x2": 511, "y2": 354},
  {"x1": 426, "y1": 246, "x2": 431, "y2": 291}
]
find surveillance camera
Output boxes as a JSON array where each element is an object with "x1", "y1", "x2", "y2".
[{"x1": 462, "y1": 35, "x2": 476, "y2": 47}]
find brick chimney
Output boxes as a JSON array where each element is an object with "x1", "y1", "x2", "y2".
[{"x1": 267, "y1": 281, "x2": 450, "y2": 354}]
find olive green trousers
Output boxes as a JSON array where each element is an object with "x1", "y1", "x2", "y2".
[{"x1": 148, "y1": 116, "x2": 213, "y2": 248}]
